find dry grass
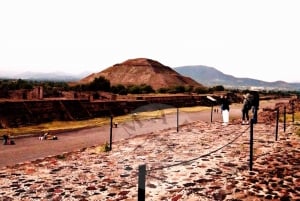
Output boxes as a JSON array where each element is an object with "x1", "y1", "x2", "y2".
[
  {"x1": 0, "y1": 118, "x2": 108, "y2": 137},
  {"x1": 282, "y1": 112, "x2": 300, "y2": 122}
]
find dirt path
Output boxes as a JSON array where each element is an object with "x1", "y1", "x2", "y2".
[{"x1": 0, "y1": 99, "x2": 288, "y2": 168}]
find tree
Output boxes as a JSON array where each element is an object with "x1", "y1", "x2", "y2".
[
  {"x1": 111, "y1": 84, "x2": 127, "y2": 95},
  {"x1": 127, "y1": 85, "x2": 141, "y2": 94},
  {"x1": 157, "y1": 88, "x2": 168, "y2": 93},
  {"x1": 212, "y1": 85, "x2": 225, "y2": 91},
  {"x1": 88, "y1": 76, "x2": 111, "y2": 91},
  {"x1": 168, "y1": 85, "x2": 185, "y2": 93},
  {"x1": 194, "y1": 87, "x2": 209, "y2": 94},
  {"x1": 140, "y1": 84, "x2": 154, "y2": 93}
]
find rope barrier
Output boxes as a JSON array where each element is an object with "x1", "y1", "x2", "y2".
[{"x1": 147, "y1": 125, "x2": 250, "y2": 172}]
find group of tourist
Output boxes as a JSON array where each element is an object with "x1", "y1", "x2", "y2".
[
  {"x1": 2, "y1": 132, "x2": 58, "y2": 146},
  {"x1": 38, "y1": 132, "x2": 58, "y2": 140},
  {"x1": 2, "y1": 134, "x2": 15, "y2": 145},
  {"x1": 219, "y1": 90, "x2": 260, "y2": 125}
]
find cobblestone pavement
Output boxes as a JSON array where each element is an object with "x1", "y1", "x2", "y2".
[{"x1": 0, "y1": 119, "x2": 299, "y2": 201}]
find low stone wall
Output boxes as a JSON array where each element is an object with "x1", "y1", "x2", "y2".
[{"x1": 0, "y1": 95, "x2": 219, "y2": 128}]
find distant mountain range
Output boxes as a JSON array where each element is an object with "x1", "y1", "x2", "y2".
[
  {"x1": 0, "y1": 71, "x2": 91, "y2": 82},
  {"x1": 174, "y1": 65, "x2": 300, "y2": 91},
  {"x1": 1, "y1": 63, "x2": 300, "y2": 91}
]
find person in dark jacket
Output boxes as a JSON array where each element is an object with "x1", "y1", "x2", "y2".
[
  {"x1": 220, "y1": 95, "x2": 230, "y2": 125},
  {"x1": 241, "y1": 93, "x2": 251, "y2": 124},
  {"x1": 2, "y1": 135, "x2": 15, "y2": 145}
]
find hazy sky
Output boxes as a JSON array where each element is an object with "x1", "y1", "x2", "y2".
[{"x1": 0, "y1": 0, "x2": 299, "y2": 82}]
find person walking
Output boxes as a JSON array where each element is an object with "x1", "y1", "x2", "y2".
[
  {"x1": 241, "y1": 93, "x2": 251, "y2": 124},
  {"x1": 220, "y1": 95, "x2": 230, "y2": 125}
]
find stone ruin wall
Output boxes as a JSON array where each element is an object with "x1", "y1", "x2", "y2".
[
  {"x1": 0, "y1": 95, "x2": 216, "y2": 129},
  {"x1": 0, "y1": 92, "x2": 271, "y2": 129}
]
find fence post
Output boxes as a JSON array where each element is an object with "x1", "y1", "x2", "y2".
[
  {"x1": 177, "y1": 107, "x2": 179, "y2": 132},
  {"x1": 206, "y1": 96, "x2": 216, "y2": 123},
  {"x1": 275, "y1": 108, "x2": 279, "y2": 141},
  {"x1": 110, "y1": 115, "x2": 113, "y2": 151},
  {"x1": 284, "y1": 106, "x2": 286, "y2": 133},
  {"x1": 249, "y1": 119, "x2": 254, "y2": 171},
  {"x1": 210, "y1": 104, "x2": 213, "y2": 123},
  {"x1": 138, "y1": 164, "x2": 146, "y2": 201},
  {"x1": 292, "y1": 101, "x2": 295, "y2": 123}
]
